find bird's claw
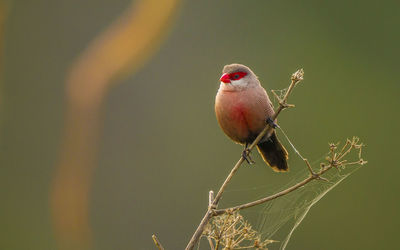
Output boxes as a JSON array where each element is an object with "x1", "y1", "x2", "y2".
[
  {"x1": 242, "y1": 148, "x2": 255, "y2": 165},
  {"x1": 266, "y1": 117, "x2": 278, "y2": 129}
]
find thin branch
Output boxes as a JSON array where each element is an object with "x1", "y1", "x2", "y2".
[
  {"x1": 185, "y1": 69, "x2": 304, "y2": 250},
  {"x1": 152, "y1": 234, "x2": 165, "y2": 250},
  {"x1": 304, "y1": 158, "x2": 315, "y2": 175},
  {"x1": 213, "y1": 164, "x2": 334, "y2": 215},
  {"x1": 208, "y1": 190, "x2": 215, "y2": 209},
  {"x1": 207, "y1": 237, "x2": 215, "y2": 250},
  {"x1": 213, "y1": 137, "x2": 366, "y2": 215}
]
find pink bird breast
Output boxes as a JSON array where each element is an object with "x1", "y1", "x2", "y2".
[
  {"x1": 230, "y1": 104, "x2": 248, "y2": 127},
  {"x1": 215, "y1": 90, "x2": 255, "y2": 143},
  {"x1": 215, "y1": 85, "x2": 273, "y2": 144}
]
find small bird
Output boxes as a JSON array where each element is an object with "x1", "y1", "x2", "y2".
[{"x1": 215, "y1": 63, "x2": 289, "y2": 172}]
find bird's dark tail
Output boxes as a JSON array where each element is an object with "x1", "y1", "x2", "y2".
[{"x1": 256, "y1": 132, "x2": 289, "y2": 172}]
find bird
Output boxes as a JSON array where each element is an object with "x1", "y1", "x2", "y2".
[{"x1": 215, "y1": 63, "x2": 289, "y2": 172}]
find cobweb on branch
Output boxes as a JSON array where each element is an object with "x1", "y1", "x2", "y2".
[
  {"x1": 204, "y1": 134, "x2": 365, "y2": 250},
  {"x1": 253, "y1": 134, "x2": 364, "y2": 249},
  {"x1": 272, "y1": 88, "x2": 288, "y2": 99},
  {"x1": 271, "y1": 88, "x2": 288, "y2": 107},
  {"x1": 254, "y1": 162, "x2": 360, "y2": 250}
]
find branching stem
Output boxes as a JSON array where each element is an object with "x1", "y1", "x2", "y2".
[{"x1": 213, "y1": 163, "x2": 334, "y2": 215}]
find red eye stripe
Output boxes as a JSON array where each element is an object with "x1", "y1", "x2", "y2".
[{"x1": 228, "y1": 71, "x2": 247, "y2": 81}]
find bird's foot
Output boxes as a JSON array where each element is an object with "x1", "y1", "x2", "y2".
[
  {"x1": 266, "y1": 117, "x2": 278, "y2": 129},
  {"x1": 242, "y1": 148, "x2": 255, "y2": 165}
]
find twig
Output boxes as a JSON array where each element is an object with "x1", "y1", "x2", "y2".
[
  {"x1": 213, "y1": 137, "x2": 366, "y2": 215},
  {"x1": 207, "y1": 237, "x2": 215, "y2": 250},
  {"x1": 152, "y1": 234, "x2": 165, "y2": 250},
  {"x1": 304, "y1": 158, "x2": 315, "y2": 175},
  {"x1": 213, "y1": 164, "x2": 333, "y2": 215},
  {"x1": 185, "y1": 69, "x2": 304, "y2": 250},
  {"x1": 209, "y1": 190, "x2": 215, "y2": 209}
]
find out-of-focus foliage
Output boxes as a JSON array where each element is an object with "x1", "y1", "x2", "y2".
[{"x1": 1, "y1": 0, "x2": 399, "y2": 250}]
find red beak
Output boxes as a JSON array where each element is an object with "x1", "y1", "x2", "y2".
[{"x1": 220, "y1": 73, "x2": 231, "y2": 83}]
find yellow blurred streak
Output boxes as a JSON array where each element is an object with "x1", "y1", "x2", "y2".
[
  {"x1": 0, "y1": 2, "x2": 6, "y2": 66},
  {"x1": 50, "y1": 0, "x2": 181, "y2": 249},
  {"x1": 0, "y1": 0, "x2": 9, "y2": 76},
  {"x1": 0, "y1": 1, "x2": 8, "y2": 132}
]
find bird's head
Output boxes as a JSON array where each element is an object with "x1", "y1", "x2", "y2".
[{"x1": 219, "y1": 64, "x2": 259, "y2": 91}]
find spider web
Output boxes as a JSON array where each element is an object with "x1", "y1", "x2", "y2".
[
  {"x1": 253, "y1": 162, "x2": 360, "y2": 249},
  {"x1": 217, "y1": 128, "x2": 362, "y2": 250},
  {"x1": 271, "y1": 88, "x2": 288, "y2": 107}
]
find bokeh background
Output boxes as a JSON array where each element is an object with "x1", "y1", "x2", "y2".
[{"x1": 1, "y1": 0, "x2": 399, "y2": 249}]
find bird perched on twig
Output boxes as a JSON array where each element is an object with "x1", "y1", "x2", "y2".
[{"x1": 215, "y1": 64, "x2": 289, "y2": 172}]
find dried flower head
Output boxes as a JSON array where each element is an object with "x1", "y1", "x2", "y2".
[
  {"x1": 291, "y1": 68, "x2": 304, "y2": 84},
  {"x1": 321, "y1": 137, "x2": 366, "y2": 170},
  {"x1": 203, "y1": 211, "x2": 276, "y2": 249}
]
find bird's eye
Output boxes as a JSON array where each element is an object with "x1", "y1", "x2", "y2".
[{"x1": 229, "y1": 72, "x2": 247, "y2": 80}]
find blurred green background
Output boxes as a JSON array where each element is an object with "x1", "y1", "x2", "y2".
[{"x1": 1, "y1": 0, "x2": 399, "y2": 249}]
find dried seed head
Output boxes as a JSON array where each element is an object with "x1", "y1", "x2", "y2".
[
  {"x1": 204, "y1": 212, "x2": 275, "y2": 249},
  {"x1": 291, "y1": 68, "x2": 304, "y2": 83}
]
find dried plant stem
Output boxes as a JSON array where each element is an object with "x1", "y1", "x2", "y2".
[
  {"x1": 213, "y1": 164, "x2": 333, "y2": 215},
  {"x1": 185, "y1": 69, "x2": 304, "y2": 250},
  {"x1": 152, "y1": 235, "x2": 165, "y2": 250},
  {"x1": 207, "y1": 237, "x2": 215, "y2": 250},
  {"x1": 214, "y1": 136, "x2": 366, "y2": 215}
]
